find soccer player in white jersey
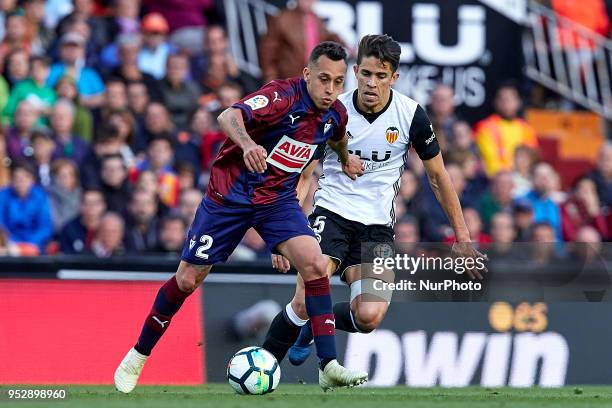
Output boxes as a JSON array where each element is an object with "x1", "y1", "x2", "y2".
[{"x1": 261, "y1": 34, "x2": 487, "y2": 367}]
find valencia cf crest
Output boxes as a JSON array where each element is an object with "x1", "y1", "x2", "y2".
[{"x1": 385, "y1": 126, "x2": 399, "y2": 144}]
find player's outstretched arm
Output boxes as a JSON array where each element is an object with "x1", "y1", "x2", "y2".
[
  {"x1": 422, "y1": 153, "x2": 488, "y2": 279},
  {"x1": 218, "y1": 108, "x2": 268, "y2": 173},
  {"x1": 327, "y1": 134, "x2": 364, "y2": 180}
]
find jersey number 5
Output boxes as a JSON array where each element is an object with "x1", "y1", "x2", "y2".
[
  {"x1": 311, "y1": 216, "x2": 326, "y2": 242},
  {"x1": 194, "y1": 235, "x2": 214, "y2": 260}
]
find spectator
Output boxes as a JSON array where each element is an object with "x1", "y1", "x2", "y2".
[
  {"x1": 124, "y1": 189, "x2": 160, "y2": 253},
  {"x1": 394, "y1": 215, "x2": 420, "y2": 243},
  {"x1": 141, "y1": 102, "x2": 174, "y2": 147},
  {"x1": 445, "y1": 149, "x2": 488, "y2": 209},
  {"x1": 450, "y1": 120, "x2": 477, "y2": 153},
  {"x1": 513, "y1": 200, "x2": 535, "y2": 242},
  {"x1": 193, "y1": 107, "x2": 225, "y2": 174},
  {"x1": 112, "y1": 0, "x2": 140, "y2": 37},
  {"x1": 586, "y1": 142, "x2": 612, "y2": 208},
  {"x1": 194, "y1": 25, "x2": 259, "y2": 95},
  {"x1": 55, "y1": 0, "x2": 110, "y2": 58},
  {"x1": 490, "y1": 212, "x2": 516, "y2": 245},
  {"x1": 0, "y1": 160, "x2": 52, "y2": 252},
  {"x1": 54, "y1": 74, "x2": 93, "y2": 142},
  {"x1": 99, "y1": 153, "x2": 131, "y2": 214},
  {"x1": 561, "y1": 176, "x2": 608, "y2": 242},
  {"x1": 172, "y1": 109, "x2": 205, "y2": 176},
  {"x1": 475, "y1": 82, "x2": 539, "y2": 177},
  {"x1": 0, "y1": 0, "x2": 17, "y2": 41},
  {"x1": 138, "y1": 12, "x2": 172, "y2": 80},
  {"x1": 90, "y1": 211, "x2": 126, "y2": 257},
  {"x1": 175, "y1": 161, "x2": 196, "y2": 191},
  {"x1": 215, "y1": 81, "x2": 242, "y2": 114},
  {"x1": 153, "y1": 214, "x2": 186, "y2": 254},
  {"x1": 428, "y1": 84, "x2": 457, "y2": 150},
  {"x1": 530, "y1": 221, "x2": 558, "y2": 264},
  {"x1": 445, "y1": 207, "x2": 491, "y2": 244},
  {"x1": 512, "y1": 145, "x2": 538, "y2": 198},
  {"x1": 100, "y1": 78, "x2": 128, "y2": 118},
  {"x1": 0, "y1": 73, "x2": 8, "y2": 114},
  {"x1": 146, "y1": 0, "x2": 217, "y2": 54},
  {"x1": 178, "y1": 187, "x2": 202, "y2": 224},
  {"x1": 46, "y1": 32, "x2": 105, "y2": 107},
  {"x1": 0, "y1": 225, "x2": 38, "y2": 256},
  {"x1": 0, "y1": 10, "x2": 30, "y2": 72},
  {"x1": 572, "y1": 225, "x2": 603, "y2": 262},
  {"x1": 130, "y1": 135, "x2": 179, "y2": 207},
  {"x1": 22, "y1": 0, "x2": 51, "y2": 55},
  {"x1": 158, "y1": 52, "x2": 200, "y2": 130},
  {"x1": 50, "y1": 98, "x2": 89, "y2": 164},
  {"x1": 111, "y1": 33, "x2": 161, "y2": 100},
  {"x1": 522, "y1": 162, "x2": 562, "y2": 241},
  {"x1": 47, "y1": 158, "x2": 81, "y2": 232},
  {"x1": 6, "y1": 99, "x2": 39, "y2": 160},
  {"x1": 3, "y1": 55, "x2": 55, "y2": 125},
  {"x1": 106, "y1": 109, "x2": 137, "y2": 165},
  {"x1": 59, "y1": 187, "x2": 106, "y2": 253},
  {"x1": 80, "y1": 123, "x2": 123, "y2": 187},
  {"x1": 259, "y1": 0, "x2": 343, "y2": 82},
  {"x1": 479, "y1": 171, "x2": 515, "y2": 228},
  {"x1": 29, "y1": 128, "x2": 55, "y2": 186},
  {"x1": 126, "y1": 80, "x2": 149, "y2": 123},
  {"x1": 4, "y1": 47, "x2": 29, "y2": 87},
  {"x1": 0, "y1": 130, "x2": 11, "y2": 186}
]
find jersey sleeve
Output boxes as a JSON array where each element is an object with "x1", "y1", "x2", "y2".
[
  {"x1": 409, "y1": 104, "x2": 440, "y2": 161},
  {"x1": 330, "y1": 103, "x2": 348, "y2": 142},
  {"x1": 232, "y1": 81, "x2": 293, "y2": 129}
]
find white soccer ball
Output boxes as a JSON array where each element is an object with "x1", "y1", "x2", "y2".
[{"x1": 227, "y1": 346, "x2": 281, "y2": 395}]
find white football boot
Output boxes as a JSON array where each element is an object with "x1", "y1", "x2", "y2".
[
  {"x1": 318, "y1": 360, "x2": 368, "y2": 391},
  {"x1": 114, "y1": 347, "x2": 148, "y2": 393}
]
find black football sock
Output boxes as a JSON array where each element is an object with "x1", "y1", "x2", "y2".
[
  {"x1": 333, "y1": 302, "x2": 360, "y2": 333},
  {"x1": 262, "y1": 308, "x2": 301, "y2": 363}
]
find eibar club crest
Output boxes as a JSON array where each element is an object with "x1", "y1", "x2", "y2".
[{"x1": 385, "y1": 126, "x2": 399, "y2": 144}]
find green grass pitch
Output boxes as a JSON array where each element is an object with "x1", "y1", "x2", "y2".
[{"x1": 3, "y1": 384, "x2": 612, "y2": 408}]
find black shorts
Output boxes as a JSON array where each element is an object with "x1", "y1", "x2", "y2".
[{"x1": 308, "y1": 206, "x2": 394, "y2": 281}]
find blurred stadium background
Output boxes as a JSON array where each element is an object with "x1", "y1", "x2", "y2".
[{"x1": 2, "y1": 0, "x2": 612, "y2": 388}]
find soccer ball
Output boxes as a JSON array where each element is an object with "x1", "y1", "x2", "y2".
[{"x1": 227, "y1": 346, "x2": 280, "y2": 395}]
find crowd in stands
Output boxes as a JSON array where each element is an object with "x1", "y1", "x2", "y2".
[{"x1": 0, "y1": 0, "x2": 610, "y2": 260}]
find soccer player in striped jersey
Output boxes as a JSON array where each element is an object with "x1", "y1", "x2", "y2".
[{"x1": 114, "y1": 42, "x2": 368, "y2": 393}]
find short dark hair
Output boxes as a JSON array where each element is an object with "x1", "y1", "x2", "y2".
[
  {"x1": 11, "y1": 160, "x2": 36, "y2": 178},
  {"x1": 357, "y1": 34, "x2": 401, "y2": 72},
  {"x1": 149, "y1": 133, "x2": 174, "y2": 149},
  {"x1": 496, "y1": 80, "x2": 520, "y2": 95},
  {"x1": 101, "y1": 153, "x2": 126, "y2": 168},
  {"x1": 308, "y1": 41, "x2": 347, "y2": 65},
  {"x1": 30, "y1": 55, "x2": 50, "y2": 67},
  {"x1": 160, "y1": 214, "x2": 187, "y2": 230}
]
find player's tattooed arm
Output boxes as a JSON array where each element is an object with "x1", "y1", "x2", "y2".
[
  {"x1": 218, "y1": 108, "x2": 268, "y2": 173},
  {"x1": 327, "y1": 134, "x2": 364, "y2": 180}
]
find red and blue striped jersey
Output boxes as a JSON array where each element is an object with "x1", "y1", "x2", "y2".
[{"x1": 207, "y1": 77, "x2": 347, "y2": 205}]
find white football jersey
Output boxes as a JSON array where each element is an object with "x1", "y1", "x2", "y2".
[{"x1": 314, "y1": 90, "x2": 439, "y2": 226}]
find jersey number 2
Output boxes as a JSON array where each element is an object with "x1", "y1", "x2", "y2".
[{"x1": 195, "y1": 235, "x2": 214, "y2": 260}]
